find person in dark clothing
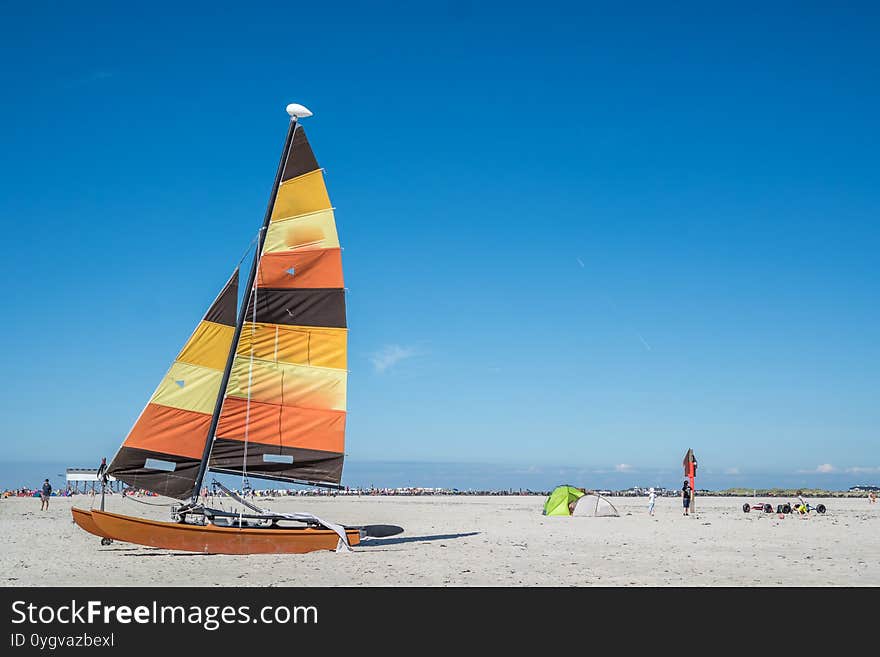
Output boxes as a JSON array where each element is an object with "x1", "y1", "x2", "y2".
[
  {"x1": 681, "y1": 480, "x2": 691, "y2": 516},
  {"x1": 40, "y1": 479, "x2": 52, "y2": 510}
]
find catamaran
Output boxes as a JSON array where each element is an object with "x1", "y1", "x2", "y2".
[{"x1": 72, "y1": 104, "x2": 401, "y2": 554}]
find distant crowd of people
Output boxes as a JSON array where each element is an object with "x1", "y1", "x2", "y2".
[
  {"x1": 2, "y1": 480, "x2": 74, "y2": 501},
  {"x1": 5, "y1": 479, "x2": 880, "y2": 509},
  {"x1": 2, "y1": 479, "x2": 132, "y2": 503},
  {"x1": 206, "y1": 486, "x2": 536, "y2": 498},
  {"x1": 121, "y1": 488, "x2": 159, "y2": 497}
]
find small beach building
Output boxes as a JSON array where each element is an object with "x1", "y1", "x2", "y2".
[{"x1": 65, "y1": 468, "x2": 120, "y2": 494}]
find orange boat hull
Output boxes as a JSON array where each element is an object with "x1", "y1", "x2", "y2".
[
  {"x1": 90, "y1": 509, "x2": 360, "y2": 554},
  {"x1": 71, "y1": 507, "x2": 115, "y2": 539}
]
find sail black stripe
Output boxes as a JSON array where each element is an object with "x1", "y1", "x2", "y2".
[
  {"x1": 281, "y1": 127, "x2": 319, "y2": 182},
  {"x1": 107, "y1": 447, "x2": 201, "y2": 500},
  {"x1": 203, "y1": 270, "x2": 239, "y2": 326},
  {"x1": 246, "y1": 288, "x2": 346, "y2": 328},
  {"x1": 209, "y1": 439, "x2": 343, "y2": 485}
]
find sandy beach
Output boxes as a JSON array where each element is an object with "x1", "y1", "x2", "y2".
[{"x1": 1, "y1": 494, "x2": 877, "y2": 586}]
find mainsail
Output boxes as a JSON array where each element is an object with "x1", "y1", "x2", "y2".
[
  {"x1": 107, "y1": 270, "x2": 239, "y2": 498},
  {"x1": 210, "y1": 125, "x2": 347, "y2": 486}
]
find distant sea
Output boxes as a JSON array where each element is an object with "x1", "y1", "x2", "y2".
[{"x1": 1, "y1": 459, "x2": 875, "y2": 492}]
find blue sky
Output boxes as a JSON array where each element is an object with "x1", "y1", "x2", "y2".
[{"x1": 1, "y1": 2, "x2": 878, "y2": 490}]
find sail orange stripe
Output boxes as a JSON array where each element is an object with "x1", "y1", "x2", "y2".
[
  {"x1": 257, "y1": 249, "x2": 343, "y2": 289},
  {"x1": 121, "y1": 403, "x2": 211, "y2": 459},
  {"x1": 216, "y1": 397, "x2": 345, "y2": 454}
]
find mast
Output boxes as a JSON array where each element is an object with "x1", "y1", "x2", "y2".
[{"x1": 190, "y1": 104, "x2": 310, "y2": 503}]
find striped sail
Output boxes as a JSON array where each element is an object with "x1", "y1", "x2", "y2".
[
  {"x1": 210, "y1": 126, "x2": 347, "y2": 485},
  {"x1": 107, "y1": 271, "x2": 239, "y2": 498}
]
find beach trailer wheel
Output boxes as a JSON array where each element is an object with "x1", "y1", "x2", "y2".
[
  {"x1": 742, "y1": 503, "x2": 751, "y2": 513},
  {"x1": 100, "y1": 538, "x2": 113, "y2": 546},
  {"x1": 816, "y1": 504, "x2": 826, "y2": 514},
  {"x1": 763, "y1": 503, "x2": 773, "y2": 513}
]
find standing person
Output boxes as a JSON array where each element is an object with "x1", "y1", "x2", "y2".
[
  {"x1": 647, "y1": 487, "x2": 657, "y2": 516},
  {"x1": 40, "y1": 479, "x2": 52, "y2": 511},
  {"x1": 681, "y1": 480, "x2": 691, "y2": 516}
]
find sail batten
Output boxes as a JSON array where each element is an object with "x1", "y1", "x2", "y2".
[
  {"x1": 210, "y1": 124, "x2": 347, "y2": 486},
  {"x1": 106, "y1": 269, "x2": 239, "y2": 499}
]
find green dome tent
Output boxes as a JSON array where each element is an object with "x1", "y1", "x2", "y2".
[{"x1": 543, "y1": 485, "x2": 586, "y2": 516}]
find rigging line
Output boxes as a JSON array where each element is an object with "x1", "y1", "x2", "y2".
[
  {"x1": 208, "y1": 225, "x2": 259, "y2": 505},
  {"x1": 119, "y1": 494, "x2": 176, "y2": 508},
  {"x1": 240, "y1": 254, "x2": 260, "y2": 521},
  {"x1": 190, "y1": 118, "x2": 299, "y2": 505},
  {"x1": 235, "y1": 231, "x2": 261, "y2": 270},
  {"x1": 279, "y1": 370, "x2": 285, "y2": 455}
]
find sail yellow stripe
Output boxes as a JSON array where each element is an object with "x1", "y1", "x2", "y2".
[
  {"x1": 226, "y1": 355, "x2": 346, "y2": 412},
  {"x1": 270, "y1": 170, "x2": 331, "y2": 221},
  {"x1": 237, "y1": 322, "x2": 346, "y2": 370},
  {"x1": 263, "y1": 209, "x2": 339, "y2": 253},
  {"x1": 150, "y1": 362, "x2": 224, "y2": 414},
  {"x1": 177, "y1": 321, "x2": 236, "y2": 370}
]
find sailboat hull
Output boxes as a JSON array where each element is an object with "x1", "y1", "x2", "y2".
[
  {"x1": 90, "y1": 509, "x2": 360, "y2": 554},
  {"x1": 71, "y1": 507, "x2": 115, "y2": 539}
]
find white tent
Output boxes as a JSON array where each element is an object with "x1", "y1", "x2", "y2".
[{"x1": 571, "y1": 492, "x2": 619, "y2": 517}]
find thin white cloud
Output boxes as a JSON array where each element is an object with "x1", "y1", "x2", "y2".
[
  {"x1": 796, "y1": 464, "x2": 837, "y2": 474},
  {"x1": 512, "y1": 465, "x2": 543, "y2": 474},
  {"x1": 581, "y1": 463, "x2": 639, "y2": 474},
  {"x1": 370, "y1": 344, "x2": 418, "y2": 373},
  {"x1": 576, "y1": 257, "x2": 585, "y2": 269},
  {"x1": 62, "y1": 70, "x2": 115, "y2": 88},
  {"x1": 846, "y1": 466, "x2": 880, "y2": 474},
  {"x1": 725, "y1": 467, "x2": 740, "y2": 475}
]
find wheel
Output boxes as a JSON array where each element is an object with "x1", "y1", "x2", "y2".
[
  {"x1": 776, "y1": 504, "x2": 783, "y2": 514},
  {"x1": 100, "y1": 538, "x2": 113, "y2": 546},
  {"x1": 763, "y1": 503, "x2": 773, "y2": 513},
  {"x1": 742, "y1": 503, "x2": 751, "y2": 513},
  {"x1": 816, "y1": 504, "x2": 826, "y2": 514},
  {"x1": 782, "y1": 504, "x2": 791, "y2": 514}
]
